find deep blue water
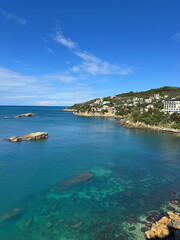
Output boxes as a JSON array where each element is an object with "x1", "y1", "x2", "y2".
[{"x1": 0, "y1": 106, "x2": 180, "y2": 240}]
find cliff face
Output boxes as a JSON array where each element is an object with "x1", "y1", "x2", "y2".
[{"x1": 119, "y1": 119, "x2": 180, "y2": 134}]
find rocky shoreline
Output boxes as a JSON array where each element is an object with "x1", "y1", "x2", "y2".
[
  {"x1": 63, "y1": 109, "x2": 180, "y2": 134},
  {"x1": 73, "y1": 111, "x2": 122, "y2": 119},
  {"x1": 118, "y1": 119, "x2": 180, "y2": 134}
]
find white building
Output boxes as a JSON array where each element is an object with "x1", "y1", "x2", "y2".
[
  {"x1": 145, "y1": 98, "x2": 152, "y2": 103},
  {"x1": 163, "y1": 101, "x2": 180, "y2": 114}
]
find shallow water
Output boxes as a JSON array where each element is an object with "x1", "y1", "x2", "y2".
[{"x1": 0, "y1": 106, "x2": 180, "y2": 240}]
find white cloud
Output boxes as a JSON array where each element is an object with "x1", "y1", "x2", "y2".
[
  {"x1": 173, "y1": 31, "x2": 180, "y2": 41},
  {"x1": 54, "y1": 31, "x2": 78, "y2": 49},
  {"x1": 43, "y1": 74, "x2": 77, "y2": 83},
  {"x1": 53, "y1": 30, "x2": 132, "y2": 76},
  {"x1": 0, "y1": 8, "x2": 27, "y2": 25}
]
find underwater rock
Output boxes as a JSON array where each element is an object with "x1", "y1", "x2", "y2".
[
  {"x1": 146, "y1": 216, "x2": 156, "y2": 223},
  {"x1": 141, "y1": 227, "x2": 149, "y2": 232},
  {"x1": 170, "y1": 199, "x2": 179, "y2": 205},
  {"x1": 71, "y1": 221, "x2": 82, "y2": 228},
  {"x1": 129, "y1": 226, "x2": 136, "y2": 231},
  {"x1": 9, "y1": 132, "x2": 48, "y2": 142},
  {"x1": 61, "y1": 172, "x2": 94, "y2": 190},
  {"x1": 23, "y1": 217, "x2": 33, "y2": 228},
  {"x1": 14, "y1": 113, "x2": 35, "y2": 118},
  {"x1": 145, "y1": 212, "x2": 180, "y2": 239},
  {"x1": 166, "y1": 206, "x2": 175, "y2": 211},
  {"x1": 45, "y1": 221, "x2": 53, "y2": 228},
  {"x1": 0, "y1": 208, "x2": 23, "y2": 223},
  {"x1": 169, "y1": 191, "x2": 176, "y2": 195},
  {"x1": 145, "y1": 222, "x2": 152, "y2": 228},
  {"x1": 139, "y1": 198, "x2": 145, "y2": 207}
]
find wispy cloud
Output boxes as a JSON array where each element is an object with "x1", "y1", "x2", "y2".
[
  {"x1": 53, "y1": 30, "x2": 133, "y2": 76},
  {"x1": 172, "y1": 31, "x2": 180, "y2": 41},
  {"x1": 0, "y1": 8, "x2": 27, "y2": 25},
  {"x1": 44, "y1": 73, "x2": 77, "y2": 83},
  {"x1": 47, "y1": 48, "x2": 54, "y2": 54},
  {"x1": 54, "y1": 31, "x2": 78, "y2": 49},
  {"x1": 0, "y1": 66, "x2": 115, "y2": 106}
]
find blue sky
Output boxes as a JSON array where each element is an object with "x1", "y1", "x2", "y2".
[{"x1": 0, "y1": 0, "x2": 180, "y2": 106}]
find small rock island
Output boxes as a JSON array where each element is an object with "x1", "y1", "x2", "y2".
[
  {"x1": 9, "y1": 132, "x2": 48, "y2": 142},
  {"x1": 14, "y1": 113, "x2": 35, "y2": 118}
]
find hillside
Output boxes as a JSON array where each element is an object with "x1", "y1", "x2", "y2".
[{"x1": 67, "y1": 86, "x2": 180, "y2": 129}]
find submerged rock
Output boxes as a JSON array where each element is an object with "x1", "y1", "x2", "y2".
[
  {"x1": 71, "y1": 220, "x2": 82, "y2": 228},
  {"x1": 146, "y1": 216, "x2": 156, "y2": 223},
  {"x1": 170, "y1": 199, "x2": 179, "y2": 205},
  {"x1": 14, "y1": 113, "x2": 35, "y2": 118},
  {"x1": 0, "y1": 208, "x2": 23, "y2": 223},
  {"x1": 9, "y1": 132, "x2": 48, "y2": 142},
  {"x1": 169, "y1": 191, "x2": 177, "y2": 195},
  {"x1": 145, "y1": 212, "x2": 180, "y2": 239},
  {"x1": 23, "y1": 217, "x2": 33, "y2": 228},
  {"x1": 61, "y1": 172, "x2": 94, "y2": 190},
  {"x1": 45, "y1": 221, "x2": 53, "y2": 228}
]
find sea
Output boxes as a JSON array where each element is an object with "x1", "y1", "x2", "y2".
[{"x1": 0, "y1": 106, "x2": 180, "y2": 240}]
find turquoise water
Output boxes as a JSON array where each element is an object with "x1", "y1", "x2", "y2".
[{"x1": 0, "y1": 106, "x2": 180, "y2": 240}]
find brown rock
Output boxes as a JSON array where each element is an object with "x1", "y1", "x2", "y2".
[
  {"x1": 14, "y1": 113, "x2": 35, "y2": 118},
  {"x1": 21, "y1": 132, "x2": 48, "y2": 141},
  {"x1": 145, "y1": 212, "x2": 180, "y2": 239},
  {"x1": 158, "y1": 216, "x2": 170, "y2": 225},
  {"x1": 145, "y1": 229, "x2": 156, "y2": 239},
  {"x1": 9, "y1": 132, "x2": 48, "y2": 142},
  {"x1": 9, "y1": 136, "x2": 22, "y2": 142}
]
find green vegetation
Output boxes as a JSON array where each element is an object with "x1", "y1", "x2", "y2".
[{"x1": 67, "y1": 86, "x2": 180, "y2": 129}]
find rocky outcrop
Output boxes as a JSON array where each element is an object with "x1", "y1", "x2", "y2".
[
  {"x1": 21, "y1": 132, "x2": 48, "y2": 141},
  {"x1": 145, "y1": 212, "x2": 180, "y2": 239},
  {"x1": 73, "y1": 112, "x2": 122, "y2": 119},
  {"x1": 62, "y1": 108, "x2": 75, "y2": 112},
  {"x1": 0, "y1": 208, "x2": 23, "y2": 223},
  {"x1": 14, "y1": 113, "x2": 35, "y2": 118},
  {"x1": 9, "y1": 136, "x2": 22, "y2": 142},
  {"x1": 119, "y1": 119, "x2": 180, "y2": 134},
  {"x1": 9, "y1": 132, "x2": 48, "y2": 142}
]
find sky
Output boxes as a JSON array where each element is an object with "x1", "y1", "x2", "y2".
[{"x1": 0, "y1": 0, "x2": 180, "y2": 106}]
